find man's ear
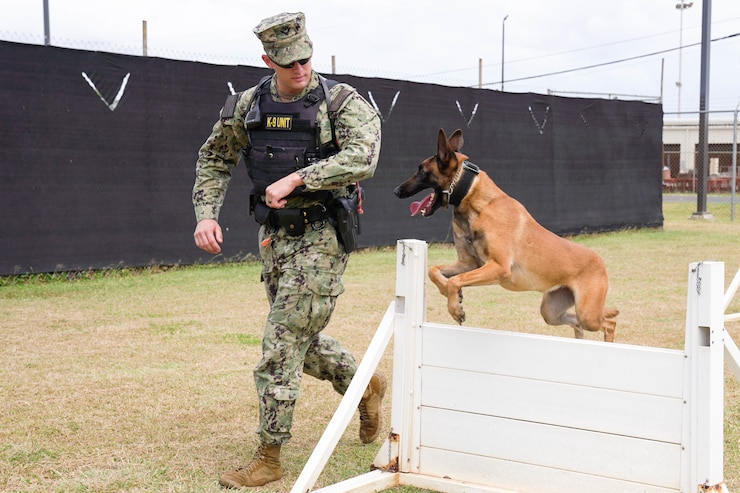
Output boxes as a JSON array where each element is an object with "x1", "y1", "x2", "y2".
[{"x1": 261, "y1": 54, "x2": 273, "y2": 69}]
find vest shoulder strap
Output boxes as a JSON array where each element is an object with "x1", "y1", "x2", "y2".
[
  {"x1": 244, "y1": 75, "x2": 272, "y2": 114},
  {"x1": 328, "y1": 86, "x2": 354, "y2": 115},
  {"x1": 318, "y1": 76, "x2": 355, "y2": 115},
  {"x1": 220, "y1": 75, "x2": 271, "y2": 119},
  {"x1": 318, "y1": 76, "x2": 356, "y2": 149}
]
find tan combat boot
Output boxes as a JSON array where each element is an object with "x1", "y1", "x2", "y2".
[
  {"x1": 219, "y1": 443, "x2": 282, "y2": 489},
  {"x1": 358, "y1": 373, "x2": 387, "y2": 444}
]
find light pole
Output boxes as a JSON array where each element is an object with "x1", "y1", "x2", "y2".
[
  {"x1": 43, "y1": 0, "x2": 50, "y2": 46},
  {"x1": 501, "y1": 14, "x2": 509, "y2": 91},
  {"x1": 675, "y1": 1, "x2": 693, "y2": 113}
]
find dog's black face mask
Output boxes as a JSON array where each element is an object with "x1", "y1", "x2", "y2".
[
  {"x1": 394, "y1": 128, "x2": 465, "y2": 217},
  {"x1": 393, "y1": 157, "x2": 447, "y2": 217}
]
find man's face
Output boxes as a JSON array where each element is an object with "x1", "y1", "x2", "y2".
[{"x1": 266, "y1": 56, "x2": 312, "y2": 97}]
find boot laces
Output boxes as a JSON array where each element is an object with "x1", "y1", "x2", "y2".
[
  {"x1": 359, "y1": 401, "x2": 370, "y2": 421},
  {"x1": 359, "y1": 393, "x2": 372, "y2": 422},
  {"x1": 236, "y1": 446, "x2": 267, "y2": 474}
]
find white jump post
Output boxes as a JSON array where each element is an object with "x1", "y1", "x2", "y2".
[
  {"x1": 303, "y1": 242, "x2": 731, "y2": 493},
  {"x1": 386, "y1": 239, "x2": 427, "y2": 474},
  {"x1": 684, "y1": 261, "x2": 727, "y2": 492}
]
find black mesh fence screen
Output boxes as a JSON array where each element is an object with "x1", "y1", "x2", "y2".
[{"x1": 0, "y1": 41, "x2": 663, "y2": 275}]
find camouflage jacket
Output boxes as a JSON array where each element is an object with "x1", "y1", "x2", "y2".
[{"x1": 192, "y1": 72, "x2": 382, "y2": 222}]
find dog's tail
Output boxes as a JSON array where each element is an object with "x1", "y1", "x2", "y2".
[{"x1": 604, "y1": 308, "x2": 619, "y2": 320}]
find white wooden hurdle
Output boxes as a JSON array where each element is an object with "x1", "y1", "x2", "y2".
[{"x1": 291, "y1": 239, "x2": 737, "y2": 493}]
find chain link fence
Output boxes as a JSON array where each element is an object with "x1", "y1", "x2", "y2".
[
  {"x1": 663, "y1": 110, "x2": 740, "y2": 191},
  {"x1": 663, "y1": 109, "x2": 740, "y2": 219}
]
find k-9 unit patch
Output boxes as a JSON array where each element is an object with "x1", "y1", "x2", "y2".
[{"x1": 265, "y1": 115, "x2": 293, "y2": 130}]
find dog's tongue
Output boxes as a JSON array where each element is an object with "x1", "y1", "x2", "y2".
[{"x1": 410, "y1": 193, "x2": 434, "y2": 217}]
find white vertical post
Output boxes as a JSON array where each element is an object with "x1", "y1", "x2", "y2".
[
  {"x1": 683, "y1": 261, "x2": 725, "y2": 491},
  {"x1": 388, "y1": 240, "x2": 427, "y2": 474}
]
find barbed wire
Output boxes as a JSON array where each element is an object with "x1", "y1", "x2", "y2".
[
  {"x1": 0, "y1": 29, "x2": 481, "y2": 87},
  {"x1": 2, "y1": 29, "x2": 738, "y2": 111}
]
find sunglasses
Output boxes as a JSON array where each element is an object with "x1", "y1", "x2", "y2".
[{"x1": 271, "y1": 57, "x2": 311, "y2": 69}]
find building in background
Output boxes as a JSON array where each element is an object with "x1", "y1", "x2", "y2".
[{"x1": 662, "y1": 113, "x2": 740, "y2": 192}]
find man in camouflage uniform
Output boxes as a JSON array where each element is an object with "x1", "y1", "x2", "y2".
[{"x1": 192, "y1": 11, "x2": 384, "y2": 490}]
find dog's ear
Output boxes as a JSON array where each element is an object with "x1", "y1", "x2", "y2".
[
  {"x1": 436, "y1": 128, "x2": 454, "y2": 165},
  {"x1": 448, "y1": 129, "x2": 464, "y2": 152}
]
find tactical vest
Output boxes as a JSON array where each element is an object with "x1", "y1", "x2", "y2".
[{"x1": 241, "y1": 76, "x2": 340, "y2": 198}]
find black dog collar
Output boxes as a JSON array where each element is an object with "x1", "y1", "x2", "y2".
[{"x1": 447, "y1": 161, "x2": 480, "y2": 206}]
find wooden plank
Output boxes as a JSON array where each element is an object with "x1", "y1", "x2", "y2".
[
  {"x1": 421, "y1": 323, "x2": 685, "y2": 397},
  {"x1": 723, "y1": 268, "x2": 740, "y2": 312},
  {"x1": 725, "y1": 333, "x2": 740, "y2": 382},
  {"x1": 289, "y1": 302, "x2": 395, "y2": 493},
  {"x1": 418, "y1": 407, "x2": 681, "y2": 489},
  {"x1": 415, "y1": 449, "x2": 680, "y2": 493},
  {"x1": 420, "y1": 365, "x2": 683, "y2": 443},
  {"x1": 401, "y1": 472, "x2": 522, "y2": 493},
  {"x1": 308, "y1": 470, "x2": 398, "y2": 493}
]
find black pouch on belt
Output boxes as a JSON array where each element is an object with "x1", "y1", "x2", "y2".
[
  {"x1": 274, "y1": 208, "x2": 305, "y2": 236},
  {"x1": 252, "y1": 202, "x2": 273, "y2": 227}
]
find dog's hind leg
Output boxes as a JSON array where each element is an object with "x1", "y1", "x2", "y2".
[
  {"x1": 601, "y1": 309, "x2": 619, "y2": 342},
  {"x1": 540, "y1": 287, "x2": 583, "y2": 338},
  {"x1": 573, "y1": 288, "x2": 616, "y2": 342}
]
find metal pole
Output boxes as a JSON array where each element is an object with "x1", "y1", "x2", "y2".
[
  {"x1": 693, "y1": 0, "x2": 711, "y2": 219},
  {"x1": 675, "y1": 1, "x2": 693, "y2": 114},
  {"x1": 43, "y1": 0, "x2": 50, "y2": 46},
  {"x1": 732, "y1": 102, "x2": 738, "y2": 220},
  {"x1": 478, "y1": 58, "x2": 482, "y2": 89},
  {"x1": 142, "y1": 20, "x2": 147, "y2": 56},
  {"x1": 660, "y1": 58, "x2": 664, "y2": 105},
  {"x1": 501, "y1": 15, "x2": 508, "y2": 91}
]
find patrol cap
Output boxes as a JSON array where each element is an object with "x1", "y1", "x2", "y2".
[{"x1": 253, "y1": 12, "x2": 313, "y2": 67}]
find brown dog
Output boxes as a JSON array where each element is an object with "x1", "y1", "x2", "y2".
[{"x1": 393, "y1": 128, "x2": 618, "y2": 342}]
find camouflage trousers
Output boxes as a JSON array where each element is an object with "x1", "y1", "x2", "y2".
[{"x1": 254, "y1": 222, "x2": 358, "y2": 445}]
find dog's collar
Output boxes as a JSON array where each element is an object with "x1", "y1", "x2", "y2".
[{"x1": 445, "y1": 161, "x2": 480, "y2": 207}]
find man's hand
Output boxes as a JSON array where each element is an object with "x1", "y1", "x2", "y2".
[
  {"x1": 265, "y1": 172, "x2": 305, "y2": 209},
  {"x1": 194, "y1": 219, "x2": 223, "y2": 254}
]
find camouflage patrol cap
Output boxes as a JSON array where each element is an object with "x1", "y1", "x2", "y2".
[{"x1": 253, "y1": 12, "x2": 313, "y2": 66}]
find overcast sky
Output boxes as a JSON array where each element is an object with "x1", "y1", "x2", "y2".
[{"x1": 1, "y1": 0, "x2": 739, "y2": 113}]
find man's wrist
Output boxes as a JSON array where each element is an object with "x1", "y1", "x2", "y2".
[{"x1": 290, "y1": 172, "x2": 305, "y2": 187}]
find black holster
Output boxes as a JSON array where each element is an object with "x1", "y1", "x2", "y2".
[{"x1": 333, "y1": 187, "x2": 361, "y2": 253}]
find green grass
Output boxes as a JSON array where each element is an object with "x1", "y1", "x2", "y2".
[{"x1": 1, "y1": 198, "x2": 740, "y2": 492}]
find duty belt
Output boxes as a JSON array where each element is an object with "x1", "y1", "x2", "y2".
[{"x1": 253, "y1": 202, "x2": 332, "y2": 236}]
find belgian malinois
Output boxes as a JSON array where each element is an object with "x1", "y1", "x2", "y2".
[{"x1": 393, "y1": 128, "x2": 618, "y2": 342}]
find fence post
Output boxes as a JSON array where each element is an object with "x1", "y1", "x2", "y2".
[
  {"x1": 732, "y1": 104, "x2": 737, "y2": 220},
  {"x1": 683, "y1": 261, "x2": 726, "y2": 491},
  {"x1": 388, "y1": 240, "x2": 427, "y2": 474}
]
